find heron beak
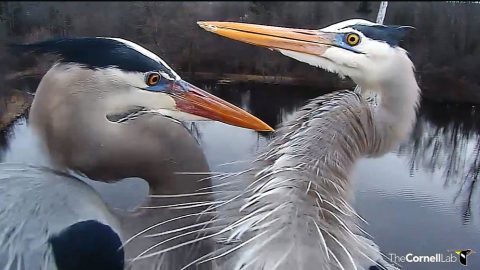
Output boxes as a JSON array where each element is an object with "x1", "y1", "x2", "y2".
[
  {"x1": 197, "y1": 21, "x2": 337, "y2": 56},
  {"x1": 171, "y1": 80, "x2": 273, "y2": 132}
]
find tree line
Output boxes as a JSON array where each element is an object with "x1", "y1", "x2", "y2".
[{"x1": 0, "y1": 2, "x2": 479, "y2": 103}]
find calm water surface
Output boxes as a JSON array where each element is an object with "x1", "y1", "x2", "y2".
[{"x1": 1, "y1": 82, "x2": 479, "y2": 270}]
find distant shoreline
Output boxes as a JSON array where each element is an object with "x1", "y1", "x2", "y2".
[
  {"x1": 185, "y1": 72, "x2": 354, "y2": 89},
  {"x1": 8, "y1": 70, "x2": 478, "y2": 103},
  {"x1": 1, "y1": 71, "x2": 479, "y2": 132}
]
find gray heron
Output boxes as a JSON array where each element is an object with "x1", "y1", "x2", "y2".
[
  {"x1": 178, "y1": 19, "x2": 419, "y2": 269},
  {"x1": 1, "y1": 37, "x2": 273, "y2": 269}
]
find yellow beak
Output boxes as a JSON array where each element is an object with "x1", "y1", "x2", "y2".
[
  {"x1": 172, "y1": 80, "x2": 273, "y2": 132},
  {"x1": 197, "y1": 21, "x2": 337, "y2": 56}
]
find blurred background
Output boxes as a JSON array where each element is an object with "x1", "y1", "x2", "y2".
[
  {"x1": 0, "y1": 2, "x2": 479, "y2": 101},
  {"x1": 0, "y1": 2, "x2": 479, "y2": 269}
]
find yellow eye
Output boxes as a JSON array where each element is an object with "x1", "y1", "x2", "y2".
[
  {"x1": 346, "y1": 33, "x2": 360, "y2": 46},
  {"x1": 146, "y1": 72, "x2": 160, "y2": 86}
]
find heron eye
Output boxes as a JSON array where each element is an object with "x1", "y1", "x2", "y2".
[
  {"x1": 346, "y1": 33, "x2": 360, "y2": 46},
  {"x1": 146, "y1": 72, "x2": 161, "y2": 86}
]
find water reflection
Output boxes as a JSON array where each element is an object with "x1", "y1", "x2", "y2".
[
  {"x1": 400, "y1": 101, "x2": 480, "y2": 181},
  {"x1": 1, "y1": 83, "x2": 479, "y2": 269},
  {"x1": 199, "y1": 81, "x2": 326, "y2": 128},
  {"x1": 398, "y1": 101, "x2": 480, "y2": 224}
]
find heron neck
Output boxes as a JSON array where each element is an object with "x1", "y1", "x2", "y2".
[
  {"x1": 218, "y1": 61, "x2": 421, "y2": 268},
  {"x1": 88, "y1": 112, "x2": 212, "y2": 195},
  {"x1": 365, "y1": 55, "x2": 420, "y2": 156},
  {"x1": 218, "y1": 91, "x2": 385, "y2": 269}
]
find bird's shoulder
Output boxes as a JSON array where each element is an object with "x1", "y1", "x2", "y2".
[{"x1": 0, "y1": 163, "x2": 120, "y2": 269}]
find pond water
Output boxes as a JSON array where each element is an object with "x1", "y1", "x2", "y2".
[{"x1": 1, "y1": 82, "x2": 479, "y2": 269}]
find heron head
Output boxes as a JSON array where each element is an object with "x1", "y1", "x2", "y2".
[
  {"x1": 198, "y1": 19, "x2": 413, "y2": 89},
  {"x1": 12, "y1": 37, "x2": 273, "y2": 131}
]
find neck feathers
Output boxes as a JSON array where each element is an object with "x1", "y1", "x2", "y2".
[
  {"x1": 368, "y1": 50, "x2": 420, "y2": 156},
  {"x1": 214, "y1": 51, "x2": 419, "y2": 270},
  {"x1": 215, "y1": 91, "x2": 385, "y2": 270}
]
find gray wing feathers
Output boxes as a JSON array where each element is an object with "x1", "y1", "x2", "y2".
[{"x1": 0, "y1": 163, "x2": 120, "y2": 270}]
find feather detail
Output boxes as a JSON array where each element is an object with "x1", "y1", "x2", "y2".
[{"x1": 204, "y1": 91, "x2": 395, "y2": 270}]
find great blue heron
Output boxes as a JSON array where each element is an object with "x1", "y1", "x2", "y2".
[
  {"x1": 1, "y1": 37, "x2": 273, "y2": 269},
  {"x1": 171, "y1": 19, "x2": 418, "y2": 269}
]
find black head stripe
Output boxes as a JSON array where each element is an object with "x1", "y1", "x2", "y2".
[
  {"x1": 9, "y1": 37, "x2": 175, "y2": 75},
  {"x1": 350, "y1": 24, "x2": 413, "y2": 47}
]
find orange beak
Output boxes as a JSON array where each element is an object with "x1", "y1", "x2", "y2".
[
  {"x1": 197, "y1": 21, "x2": 337, "y2": 56},
  {"x1": 171, "y1": 80, "x2": 273, "y2": 132}
]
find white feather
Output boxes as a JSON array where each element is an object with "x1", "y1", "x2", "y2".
[{"x1": 104, "y1": 37, "x2": 181, "y2": 80}]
